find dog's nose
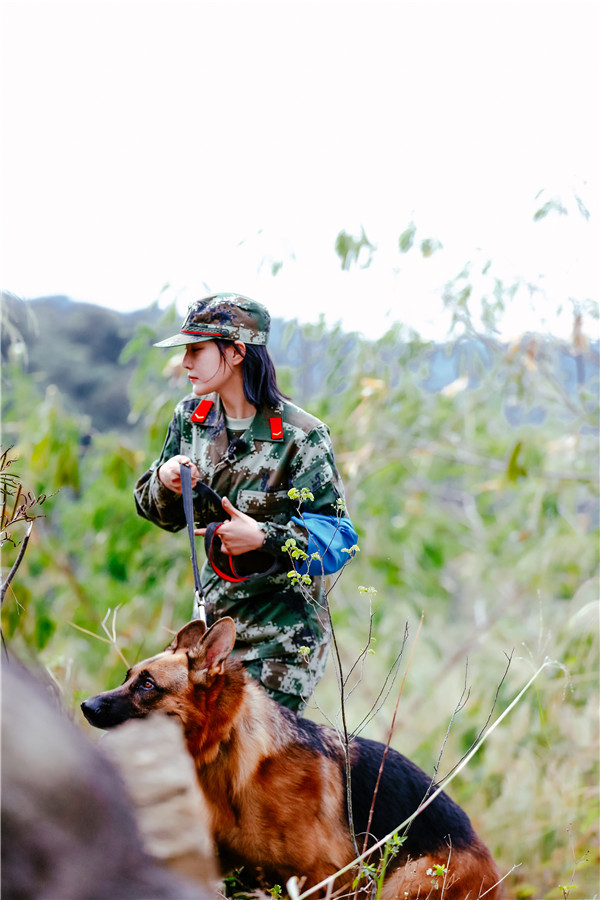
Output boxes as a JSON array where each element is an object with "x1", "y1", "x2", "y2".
[
  {"x1": 80, "y1": 694, "x2": 126, "y2": 730},
  {"x1": 80, "y1": 697, "x2": 102, "y2": 726}
]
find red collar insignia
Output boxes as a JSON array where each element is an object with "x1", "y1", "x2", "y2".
[
  {"x1": 269, "y1": 417, "x2": 284, "y2": 441},
  {"x1": 190, "y1": 399, "x2": 213, "y2": 423}
]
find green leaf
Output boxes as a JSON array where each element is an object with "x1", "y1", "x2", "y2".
[
  {"x1": 398, "y1": 223, "x2": 416, "y2": 253},
  {"x1": 420, "y1": 238, "x2": 443, "y2": 258},
  {"x1": 507, "y1": 441, "x2": 527, "y2": 482},
  {"x1": 533, "y1": 198, "x2": 568, "y2": 221},
  {"x1": 34, "y1": 614, "x2": 56, "y2": 650}
]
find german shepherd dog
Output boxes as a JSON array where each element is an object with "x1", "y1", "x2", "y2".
[{"x1": 81, "y1": 618, "x2": 502, "y2": 899}]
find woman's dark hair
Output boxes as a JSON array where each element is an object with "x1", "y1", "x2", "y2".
[{"x1": 214, "y1": 340, "x2": 289, "y2": 410}]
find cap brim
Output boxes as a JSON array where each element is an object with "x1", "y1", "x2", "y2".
[{"x1": 153, "y1": 333, "x2": 215, "y2": 348}]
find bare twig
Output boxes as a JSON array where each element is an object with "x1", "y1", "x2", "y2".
[
  {"x1": 69, "y1": 607, "x2": 130, "y2": 668},
  {"x1": 327, "y1": 609, "x2": 360, "y2": 858},
  {"x1": 0, "y1": 449, "x2": 48, "y2": 539},
  {"x1": 343, "y1": 606, "x2": 376, "y2": 691},
  {"x1": 359, "y1": 616, "x2": 423, "y2": 864},
  {"x1": 351, "y1": 634, "x2": 408, "y2": 738},
  {"x1": 436, "y1": 652, "x2": 513, "y2": 786},
  {"x1": 480, "y1": 863, "x2": 522, "y2": 897},
  {"x1": 1, "y1": 521, "x2": 33, "y2": 606}
]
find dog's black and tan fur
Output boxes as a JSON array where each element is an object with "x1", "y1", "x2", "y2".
[{"x1": 81, "y1": 618, "x2": 502, "y2": 899}]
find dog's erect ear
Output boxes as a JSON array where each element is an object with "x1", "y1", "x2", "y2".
[
  {"x1": 166, "y1": 620, "x2": 207, "y2": 653},
  {"x1": 189, "y1": 617, "x2": 236, "y2": 679}
]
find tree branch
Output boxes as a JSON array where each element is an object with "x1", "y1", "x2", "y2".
[{"x1": 1, "y1": 521, "x2": 33, "y2": 606}]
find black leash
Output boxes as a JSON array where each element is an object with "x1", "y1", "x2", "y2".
[
  {"x1": 179, "y1": 462, "x2": 206, "y2": 623},
  {"x1": 179, "y1": 463, "x2": 280, "y2": 604}
]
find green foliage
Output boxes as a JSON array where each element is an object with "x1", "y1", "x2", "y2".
[
  {"x1": 1, "y1": 297, "x2": 598, "y2": 898},
  {"x1": 534, "y1": 197, "x2": 568, "y2": 221},
  {"x1": 334, "y1": 226, "x2": 376, "y2": 270},
  {"x1": 398, "y1": 222, "x2": 416, "y2": 253},
  {"x1": 397, "y1": 222, "x2": 443, "y2": 259},
  {"x1": 1, "y1": 313, "x2": 195, "y2": 685},
  {"x1": 420, "y1": 237, "x2": 443, "y2": 258}
]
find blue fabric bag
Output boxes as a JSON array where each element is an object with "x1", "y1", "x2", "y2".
[{"x1": 291, "y1": 513, "x2": 359, "y2": 575}]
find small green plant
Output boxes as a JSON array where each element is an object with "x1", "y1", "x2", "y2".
[
  {"x1": 281, "y1": 537, "x2": 307, "y2": 560},
  {"x1": 287, "y1": 569, "x2": 312, "y2": 587},
  {"x1": 557, "y1": 847, "x2": 590, "y2": 900},
  {"x1": 287, "y1": 487, "x2": 314, "y2": 504},
  {"x1": 385, "y1": 832, "x2": 406, "y2": 856},
  {"x1": 351, "y1": 831, "x2": 408, "y2": 900},
  {"x1": 558, "y1": 886, "x2": 577, "y2": 900},
  {"x1": 220, "y1": 867, "x2": 262, "y2": 899},
  {"x1": 374, "y1": 832, "x2": 408, "y2": 898},
  {"x1": 281, "y1": 538, "x2": 313, "y2": 586},
  {"x1": 358, "y1": 862, "x2": 378, "y2": 881},
  {"x1": 426, "y1": 863, "x2": 448, "y2": 889}
]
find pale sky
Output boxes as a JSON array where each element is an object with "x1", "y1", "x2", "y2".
[{"x1": 1, "y1": 0, "x2": 598, "y2": 340}]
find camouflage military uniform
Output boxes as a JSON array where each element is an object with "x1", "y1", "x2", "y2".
[{"x1": 134, "y1": 391, "x2": 347, "y2": 711}]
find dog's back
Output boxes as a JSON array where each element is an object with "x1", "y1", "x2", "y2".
[
  {"x1": 271, "y1": 708, "x2": 501, "y2": 897},
  {"x1": 349, "y1": 732, "x2": 475, "y2": 857}
]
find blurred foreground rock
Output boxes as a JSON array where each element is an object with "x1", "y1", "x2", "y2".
[
  {"x1": 102, "y1": 713, "x2": 218, "y2": 886},
  {"x1": 1, "y1": 659, "x2": 218, "y2": 899}
]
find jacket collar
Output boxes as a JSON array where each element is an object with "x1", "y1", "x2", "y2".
[
  {"x1": 190, "y1": 394, "x2": 284, "y2": 471},
  {"x1": 248, "y1": 403, "x2": 284, "y2": 443},
  {"x1": 192, "y1": 394, "x2": 283, "y2": 438}
]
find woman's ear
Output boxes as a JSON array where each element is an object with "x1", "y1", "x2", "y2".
[{"x1": 230, "y1": 341, "x2": 246, "y2": 365}]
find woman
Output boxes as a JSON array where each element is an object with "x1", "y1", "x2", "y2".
[{"x1": 134, "y1": 293, "x2": 354, "y2": 712}]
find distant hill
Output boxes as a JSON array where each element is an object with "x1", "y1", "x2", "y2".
[
  {"x1": 2, "y1": 293, "x2": 598, "y2": 434},
  {"x1": 2, "y1": 295, "x2": 164, "y2": 432}
]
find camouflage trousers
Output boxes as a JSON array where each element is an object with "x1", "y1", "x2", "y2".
[{"x1": 242, "y1": 641, "x2": 330, "y2": 714}]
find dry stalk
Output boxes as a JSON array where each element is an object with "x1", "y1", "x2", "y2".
[{"x1": 69, "y1": 606, "x2": 130, "y2": 668}]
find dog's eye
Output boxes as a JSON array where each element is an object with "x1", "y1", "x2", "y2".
[{"x1": 139, "y1": 678, "x2": 155, "y2": 691}]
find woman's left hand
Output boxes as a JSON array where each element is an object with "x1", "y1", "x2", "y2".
[{"x1": 194, "y1": 497, "x2": 265, "y2": 555}]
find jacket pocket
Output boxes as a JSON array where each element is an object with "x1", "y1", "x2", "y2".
[{"x1": 235, "y1": 489, "x2": 290, "y2": 520}]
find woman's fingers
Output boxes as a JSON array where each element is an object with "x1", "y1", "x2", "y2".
[{"x1": 158, "y1": 456, "x2": 199, "y2": 492}]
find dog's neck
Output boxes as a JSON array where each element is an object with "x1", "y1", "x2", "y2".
[{"x1": 185, "y1": 666, "x2": 288, "y2": 797}]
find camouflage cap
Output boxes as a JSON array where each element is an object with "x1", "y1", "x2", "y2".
[{"x1": 154, "y1": 293, "x2": 271, "y2": 348}]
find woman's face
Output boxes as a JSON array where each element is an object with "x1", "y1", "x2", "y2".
[{"x1": 182, "y1": 340, "x2": 241, "y2": 397}]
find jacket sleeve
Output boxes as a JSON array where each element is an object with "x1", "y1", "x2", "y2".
[{"x1": 133, "y1": 417, "x2": 187, "y2": 533}]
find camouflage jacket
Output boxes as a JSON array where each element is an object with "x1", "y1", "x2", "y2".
[{"x1": 134, "y1": 393, "x2": 348, "y2": 699}]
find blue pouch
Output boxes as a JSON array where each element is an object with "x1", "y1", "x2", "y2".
[{"x1": 291, "y1": 513, "x2": 359, "y2": 575}]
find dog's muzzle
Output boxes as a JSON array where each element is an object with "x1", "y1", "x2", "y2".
[{"x1": 80, "y1": 695, "x2": 134, "y2": 730}]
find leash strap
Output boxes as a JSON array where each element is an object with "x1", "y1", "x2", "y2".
[
  {"x1": 204, "y1": 521, "x2": 280, "y2": 582},
  {"x1": 204, "y1": 521, "x2": 249, "y2": 583},
  {"x1": 179, "y1": 463, "x2": 279, "y2": 591},
  {"x1": 179, "y1": 463, "x2": 206, "y2": 623}
]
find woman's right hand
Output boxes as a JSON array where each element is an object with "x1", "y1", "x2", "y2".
[{"x1": 157, "y1": 455, "x2": 200, "y2": 494}]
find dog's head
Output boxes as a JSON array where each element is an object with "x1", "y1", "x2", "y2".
[{"x1": 80, "y1": 617, "x2": 237, "y2": 730}]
